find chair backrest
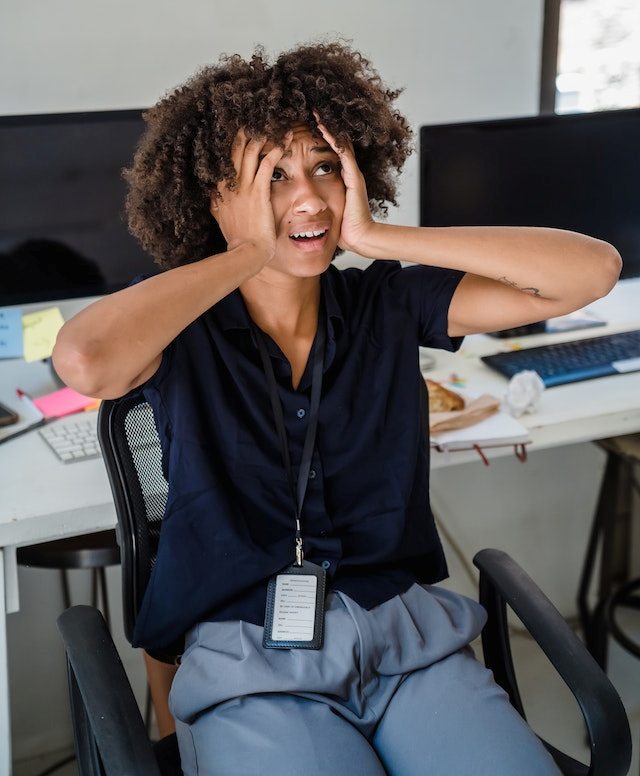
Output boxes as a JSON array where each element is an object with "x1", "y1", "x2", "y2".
[{"x1": 97, "y1": 394, "x2": 179, "y2": 661}]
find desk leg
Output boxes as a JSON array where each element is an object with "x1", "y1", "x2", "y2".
[{"x1": 0, "y1": 549, "x2": 11, "y2": 775}]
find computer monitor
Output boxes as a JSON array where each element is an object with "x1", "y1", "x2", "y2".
[
  {"x1": 0, "y1": 109, "x2": 158, "y2": 307},
  {"x1": 420, "y1": 108, "x2": 640, "y2": 335}
]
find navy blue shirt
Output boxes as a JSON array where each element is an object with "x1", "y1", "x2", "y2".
[{"x1": 130, "y1": 260, "x2": 464, "y2": 650}]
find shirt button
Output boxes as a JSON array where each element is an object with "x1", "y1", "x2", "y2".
[
  {"x1": 309, "y1": 469, "x2": 316, "y2": 479},
  {"x1": 321, "y1": 560, "x2": 331, "y2": 570},
  {"x1": 319, "y1": 529, "x2": 328, "y2": 537},
  {"x1": 297, "y1": 408, "x2": 306, "y2": 418}
]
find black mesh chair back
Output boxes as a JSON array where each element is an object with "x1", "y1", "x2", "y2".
[{"x1": 98, "y1": 393, "x2": 180, "y2": 662}]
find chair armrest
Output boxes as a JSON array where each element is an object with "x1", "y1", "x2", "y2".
[
  {"x1": 473, "y1": 549, "x2": 631, "y2": 776},
  {"x1": 57, "y1": 605, "x2": 161, "y2": 776}
]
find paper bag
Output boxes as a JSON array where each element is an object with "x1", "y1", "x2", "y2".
[{"x1": 429, "y1": 394, "x2": 500, "y2": 434}]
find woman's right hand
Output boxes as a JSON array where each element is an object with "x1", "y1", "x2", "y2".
[{"x1": 210, "y1": 129, "x2": 292, "y2": 265}]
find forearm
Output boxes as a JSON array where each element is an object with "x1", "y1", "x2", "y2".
[
  {"x1": 359, "y1": 223, "x2": 621, "y2": 305},
  {"x1": 53, "y1": 243, "x2": 264, "y2": 396}
]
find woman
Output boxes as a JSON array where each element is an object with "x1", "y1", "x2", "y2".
[{"x1": 53, "y1": 40, "x2": 620, "y2": 775}]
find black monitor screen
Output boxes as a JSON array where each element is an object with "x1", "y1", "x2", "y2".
[
  {"x1": 420, "y1": 108, "x2": 640, "y2": 280},
  {"x1": 0, "y1": 110, "x2": 159, "y2": 306}
]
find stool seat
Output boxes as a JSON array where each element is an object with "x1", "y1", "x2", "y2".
[
  {"x1": 598, "y1": 433, "x2": 640, "y2": 462},
  {"x1": 17, "y1": 530, "x2": 120, "y2": 570}
]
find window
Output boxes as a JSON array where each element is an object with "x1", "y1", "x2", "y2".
[{"x1": 541, "y1": 0, "x2": 640, "y2": 113}]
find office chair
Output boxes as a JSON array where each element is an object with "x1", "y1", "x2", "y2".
[{"x1": 57, "y1": 392, "x2": 631, "y2": 776}]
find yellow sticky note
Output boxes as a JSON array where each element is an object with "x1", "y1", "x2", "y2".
[{"x1": 22, "y1": 307, "x2": 65, "y2": 362}]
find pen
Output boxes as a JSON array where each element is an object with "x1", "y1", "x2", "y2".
[
  {"x1": 0, "y1": 416, "x2": 47, "y2": 446},
  {"x1": 16, "y1": 387, "x2": 33, "y2": 400},
  {"x1": 16, "y1": 388, "x2": 40, "y2": 413},
  {"x1": 0, "y1": 387, "x2": 48, "y2": 445},
  {"x1": 0, "y1": 388, "x2": 49, "y2": 445}
]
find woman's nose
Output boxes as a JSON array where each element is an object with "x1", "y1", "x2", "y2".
[{"x1": 291, "y1": 178, "x2": 327, "y2": 215}]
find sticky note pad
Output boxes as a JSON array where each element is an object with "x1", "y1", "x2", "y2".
[
  {"x1": 33, "y1": 387, "x2": 96, "y2": 419},
  {"x1": 22, "y1": 307, "x2": 65, "y2": 362},
  {"x1": 0, "y1": 307, "x2": 23, "y2": 358}
]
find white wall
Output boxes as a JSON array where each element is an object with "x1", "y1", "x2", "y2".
[
  {"x1": 0, "y1": 0, "x2": 544, "y2": 230},
  {"x1": 2, "y1": 0, "x2": 567, "y2": 763}
]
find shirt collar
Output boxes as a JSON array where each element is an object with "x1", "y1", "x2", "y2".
[{"x1": 215, "y1": 266, "x2": 345, "y2": 337}]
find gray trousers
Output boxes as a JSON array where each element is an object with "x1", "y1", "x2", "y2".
[{"x1": 169, "y1": 584, "x2": 560, "y2": 775}]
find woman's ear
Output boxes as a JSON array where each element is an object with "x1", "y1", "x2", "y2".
[{"x1": 209, "y1": 191, "x2": 220, "y2": 220}]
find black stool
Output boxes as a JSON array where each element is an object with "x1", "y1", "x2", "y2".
[
  {"x1": 17, "y1": 530, "x2": 120, "y2": 628},
  {"x1": 578, "y1": 433, "x2": 640, "y2": 670},
  {"x1": 17, "y1": 530, "x2": 121, "y2": 775}
]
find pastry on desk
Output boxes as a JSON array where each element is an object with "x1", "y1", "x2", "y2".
[
  {"x1": 426, "y1": 378, "x2": 501, "y2": 434},
  {"x1": 425, "y1": 379, "x2": 465, "y2": 413}
]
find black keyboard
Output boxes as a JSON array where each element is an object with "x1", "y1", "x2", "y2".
[{"x1": 481, "y1": 329, "x2": 640, "y2": 387}]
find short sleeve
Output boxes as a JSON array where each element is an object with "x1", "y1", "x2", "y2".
[{"x1": 386, "y1": 263, "x2": 466, "y2": 351}]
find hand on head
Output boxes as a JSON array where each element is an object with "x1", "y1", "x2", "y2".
[
  {"x1": 313, "y1": 112, "x2": 375, "y2": 254},
  {"x1": 211, "y1": 117, "x2": 376, "y2": 276},
  {"x1": 210, "y1": 129, "x2": 293, "y2": 264}
]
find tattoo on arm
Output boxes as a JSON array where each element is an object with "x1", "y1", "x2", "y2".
[{"x1": 498, "y1": 276, "x2": 541, "y2": 297}]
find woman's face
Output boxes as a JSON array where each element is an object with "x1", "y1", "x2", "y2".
[{"x1": 262, "y1": 124, "x2": 346, "y2": 278}]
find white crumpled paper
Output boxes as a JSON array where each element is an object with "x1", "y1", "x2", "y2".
[{"x1": 504, "y1": 370, "x2": 545, "y2": 417}]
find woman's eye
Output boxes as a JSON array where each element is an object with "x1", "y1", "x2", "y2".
[
  {"x1": 270, "y1": 169, "x2": 285, "y2": 182},
  {"x1": 314, "y1": 162, "x2": 335, "y2": 177}
]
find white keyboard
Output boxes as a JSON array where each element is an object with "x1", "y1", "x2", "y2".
[{"x1": 39, "y1": 415, "x2": 101, "y2": 464}]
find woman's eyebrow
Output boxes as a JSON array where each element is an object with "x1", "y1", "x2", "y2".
[{"x1": 258, "y1": 144, "x2": 336, "y2": 162}]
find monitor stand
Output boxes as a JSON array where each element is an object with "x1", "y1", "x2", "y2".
[{"x1": 487, "y1": 308, "x2": 607, "y2": 339}]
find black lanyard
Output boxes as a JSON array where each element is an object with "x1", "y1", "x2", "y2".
[{"x1": 252, "y1": 304, "x2": 326, "y2": 566}]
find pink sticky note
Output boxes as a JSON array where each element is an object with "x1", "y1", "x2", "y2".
[{"x1": 33, "y1": 387, "x2": 96, "y2": 419}]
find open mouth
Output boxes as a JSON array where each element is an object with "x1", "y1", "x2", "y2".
[{"x1": 289, "y1": 228, "x2": 329, "y2": 246}]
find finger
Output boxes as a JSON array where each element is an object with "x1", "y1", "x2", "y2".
[
  {"x1": 253, "y1": 139, "x2": 290, "y2": 192},
  {"x1": 313, "y1": 111, "x2": 348, "y2": 154},
  {"x1": 253, "y1": 130, "x2": 292, "y2": 180},
  {"x1": 313, "y1": 113, "x2": 358, "y2": 172},
  {"x1": 314, "y1": 118, "x2": 362, "y2": 187},
  {"x1": 239, "y1": 136, "x2": 268, "y2": 187}
]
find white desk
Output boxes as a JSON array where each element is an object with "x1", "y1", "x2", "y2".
[
  {"x1": 1, "y1": 279, "x2": 639, "y2": 774},
  {"x1": 0, "y1": 359, "x2": 116, "y2": 774},
  {"x1": 428, "y1": 278, "x2": 640, "y2": 468}
]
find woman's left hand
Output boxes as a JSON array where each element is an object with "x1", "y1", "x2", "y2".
[{"x1": 314, "y1": 112, "x2": 376, "y2": 255}]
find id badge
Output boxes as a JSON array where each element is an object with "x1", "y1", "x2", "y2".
[{"x1": 263, "y1": 560, "x2": 326, "y2": 649}]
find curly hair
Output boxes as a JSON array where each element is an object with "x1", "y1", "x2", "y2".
[{"x1": 123, "y1": 39, "x2": 413, "y2": 269}]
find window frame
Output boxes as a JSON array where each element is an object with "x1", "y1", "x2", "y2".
[{"x1": 540, "y1": 0, "x2": 561, "y2": 114}]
